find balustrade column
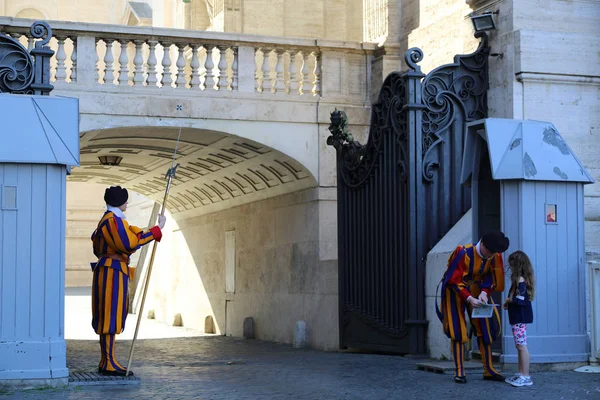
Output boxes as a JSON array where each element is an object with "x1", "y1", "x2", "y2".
[
  {"x1": 274, "y1": 49, "x2": 286, "y2": 93},
  {"x1": 146, "y1": 40, "x2": 159, "y2": 87},
  {"x1": 161, "y1": 42, "x2": 173, "y2": 87},
  {"x1": 133, "y1": 40, "x2": 145, "y2": 86},
  {"x1": 94, "y1": 39, "x2": 100, "y2": 83},
  {"x1": 204, "y1": 45, "x2": 216, "y2": 90},
  {"x1": 288, "y1": 50, "x2": 299, "y2": 95},
  {"x1": 217, "y1": 46, "x2": 228, "y2": 90},
  {"x1": 300, "y1": 51, "x2": 310, "y2": 95},
  {"x1": 313, "y1": 53, "x2": 321, "y2": 96},
  {"x1": 26, "y1": 34, "x2": 34, "y2": 51},
  {"x1": 118, "y1": 39, "x2": 130, "y2": 86},
  {"x1": 54, "y1": 36, "x2": 68, "y2": 83},
  {"x1": 190, "y1": 44, "x2": 201, "y2": 89},
  {"x1": 260, "y1": 48, "x2": 272, "y2": 93},
  {"x1": 175, "y1": 43, "x2": 187, "y2": 88},
  {"x1": 230, "y1": 48, "x2": 238, "y2": 91},
  {"x1": 103, "y1": 39, "x2": 116, "y2": 85},
  {"x1": 70, "y1": 39, "x2": 77, "y2": 83}
]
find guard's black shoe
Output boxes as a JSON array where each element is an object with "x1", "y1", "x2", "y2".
[
  {"x1": 483, "y1": 374, "x2": 505, "y2": 382},
  {"x1": 454, "y1": 376, "x2": 467, "y2": 384}
]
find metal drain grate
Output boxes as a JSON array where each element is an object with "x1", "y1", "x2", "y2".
[{"x1": 68, "y1": 371, "x2": 140, "y2": 386}]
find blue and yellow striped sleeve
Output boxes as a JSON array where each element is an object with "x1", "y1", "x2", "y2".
[{"x1": 101, "y1": 216, "x2": 162, "y2": 255}]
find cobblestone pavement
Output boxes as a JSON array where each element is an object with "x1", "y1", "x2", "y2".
[{"x1": 1, "y1": 336, "x2": 599, "y2": 400}]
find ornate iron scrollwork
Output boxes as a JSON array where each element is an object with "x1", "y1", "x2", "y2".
[
  {"x1": 0, "y1": 34, "x2": 35, "y2": 93},
  {"x1": 332, "y1": 32, "x2": 490, "y2": 354},
  {"x1": 0, "y1": 21, "x2": 54, "y2": 95},
  {"x1": 416, "y1": 32, "x2": 490, "y2": 182},
  {"x1": 327, "y1": 71, "x2": 407, "y2": 188}
]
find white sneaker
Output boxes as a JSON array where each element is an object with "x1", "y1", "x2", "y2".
[
  {"x1": 509, "y1": 376, "x2": 533, "y2": 387},
  {"x1": 505, "y1": 374, "x2": 521, "y2": 383}
]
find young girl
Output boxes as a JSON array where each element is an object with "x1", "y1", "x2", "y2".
[{"x1": 503, "y1": 250, "x2": 535, "y2": 387}]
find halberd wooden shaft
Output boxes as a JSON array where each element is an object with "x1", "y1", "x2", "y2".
[{"x1": 125, "y1": 127, "x2": 181, "y2": 377}]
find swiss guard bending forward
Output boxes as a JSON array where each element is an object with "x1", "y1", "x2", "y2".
[
  {"x1": 90, "y1": 186, "x2": 166, "y2": 376},
  {"x1": 436, "y1": 230, "x2": 509, "y2": 384}
]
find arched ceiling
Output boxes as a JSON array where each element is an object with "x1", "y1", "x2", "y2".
[{"x1": 71, "y1": 127, "x2": 316, "y2": 217}]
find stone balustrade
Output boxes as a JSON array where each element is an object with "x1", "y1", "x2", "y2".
[{"x1": 0, "y1": 17, "x2": 376, "y2": 99}]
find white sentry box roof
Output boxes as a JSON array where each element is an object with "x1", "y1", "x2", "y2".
[
  {"x1": 462, "y1": 118, "x2": 594, "y2": 184},
  {"x1": 0, "y1": 93, "x2": 79, "y2": 167}
]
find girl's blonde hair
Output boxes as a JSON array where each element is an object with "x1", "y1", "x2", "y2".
[{"x1": 507, "y1": 250, "x2": 535, "y2": 301}]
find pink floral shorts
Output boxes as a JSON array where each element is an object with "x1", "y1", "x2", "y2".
[{"x1": 511, "y1": 323, "x2": 527, "y2": 346}]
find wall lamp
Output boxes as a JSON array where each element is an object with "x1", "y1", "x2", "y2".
[
  {"x1": 470, "y1": 10, "x2": 499, "y2": 33},
  {"x1": 98, "y1": 155, "x2": 123, "y2": 166}
]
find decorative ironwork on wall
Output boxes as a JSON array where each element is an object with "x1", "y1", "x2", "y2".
[
  {"x1": 328, "y1": 33, "x2": 490, "y2": 354},
  {"x1": 0, "y1": 21, "x2": 54, "y2": 95}
]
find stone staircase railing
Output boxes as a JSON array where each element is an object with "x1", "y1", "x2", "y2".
[{"x1": 0, "y1": 17, "x2": 376, "y2": 99}]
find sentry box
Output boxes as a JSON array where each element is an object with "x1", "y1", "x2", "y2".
[
  {"x1": 0, "y1": 93, "x2": 79, "y2": 385},
  {"x1": 461, "y1": 118, "x2": 594, "y2": 365}
]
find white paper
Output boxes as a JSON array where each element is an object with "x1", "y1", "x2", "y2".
[{"x1": 471, "y1": 304, "x2": 495, "y2": 319}]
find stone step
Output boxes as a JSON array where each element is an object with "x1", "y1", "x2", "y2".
[
  {"x1": 416, "y1": 360, "x2": 485, "y2": 375},
  {"x1": 68, "y1": 371, "x2": 140, "y2": 386}
]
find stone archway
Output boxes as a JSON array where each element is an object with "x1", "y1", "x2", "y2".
[
  {"x1": 66, "y1": 125, "x2": 322, "y2": 342},
  {"x1": 72, "y1": 126, "x2": 317, "y2": 219}
]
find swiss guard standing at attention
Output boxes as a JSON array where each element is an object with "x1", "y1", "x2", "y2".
[
  {"x1": 90, "y1": 186, "x2": 166, "y2": 376},
  {"x1": 436, "y1": 230, "x2": 509, "y2": 384}
]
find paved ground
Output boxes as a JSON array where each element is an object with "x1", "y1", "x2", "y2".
[
  {"x1": 1, "y1": 337, "x2": 599, "y2": 400},
  {"x1": 1, "y1": 288, "x2": 599, "y2": 399}
]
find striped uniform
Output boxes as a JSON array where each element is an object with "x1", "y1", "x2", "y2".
[
  {"x1": 436, "y1": 243, "x2": 505, "y2": 378},
  {"x1": 91, "y1": 210, "x2": 162, "y2": 373}
]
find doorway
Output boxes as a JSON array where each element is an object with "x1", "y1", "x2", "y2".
[{"x1": 475, "y1": 139, "x2": 502, "y2": 354}]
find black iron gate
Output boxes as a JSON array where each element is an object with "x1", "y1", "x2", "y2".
[{"x1": 328, "y1": 34, "x2": 490, "y2": 354}]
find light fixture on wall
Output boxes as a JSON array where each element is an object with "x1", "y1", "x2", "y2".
[
  {"x1": 98, "y1": 155, "x2": 123, "y2": 166},
  {"x1": 469, "y1": 10, "x2": 499, "y2": 33}
]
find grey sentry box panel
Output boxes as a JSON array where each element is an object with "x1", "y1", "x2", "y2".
[
  {"x1": 461, "y1": 118, "x2": 594, "y2": 364},
  {"x1": 0, "y1": 93, "x2": 80, "y2": 382}
]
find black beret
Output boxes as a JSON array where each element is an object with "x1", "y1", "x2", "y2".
[
  {"x1": 104, "y1": 186, "x2": 128, "y2": 207},
  {"x1": 481, "y1": 230, "x2": 509, "y2": 254}
]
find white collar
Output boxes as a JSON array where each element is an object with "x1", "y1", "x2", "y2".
[
  {"x1": 475, "y1": 240, "x2": 484, "y2": 258},
  {"x1": 107, "y1": 205, "x2": 126, "y2": 220}
]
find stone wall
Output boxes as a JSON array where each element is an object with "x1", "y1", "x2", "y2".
[
  {"x1": 398, "y1": 0, "x2": 480, "y2": 73},
  {"x1": 1, "y1": 0, "x2": 364, "y2": 42},
  {"x1": 142, "y1": 187, "x2": 340, "y2": 350},
  {"x1": 1, "y1": 0, "x2": 128, "y2": 24}
]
